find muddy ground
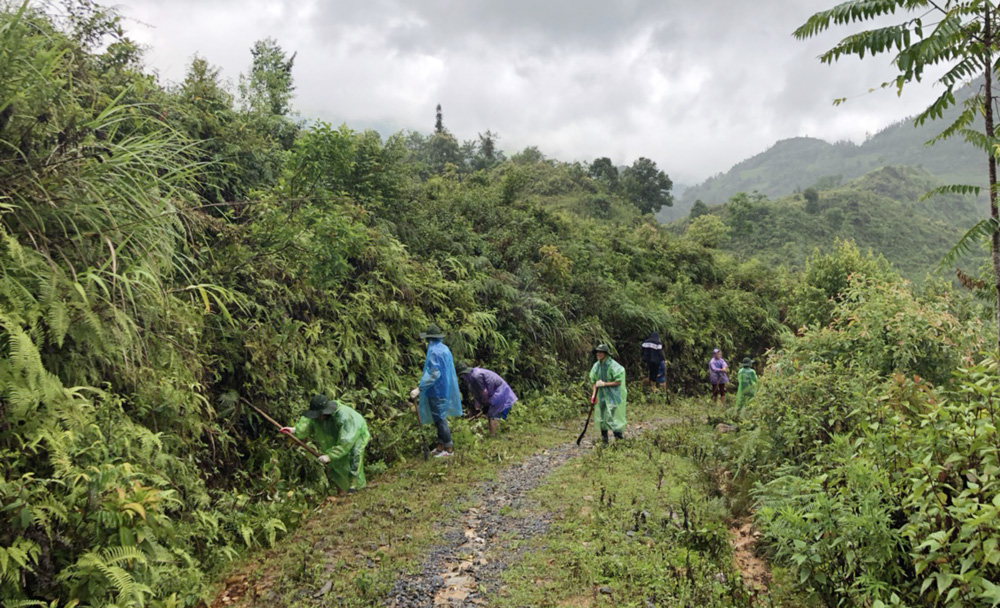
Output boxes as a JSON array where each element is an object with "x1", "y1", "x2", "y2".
[{"x1": 385, "y1": 420, "x2": 668, "y2": 608}]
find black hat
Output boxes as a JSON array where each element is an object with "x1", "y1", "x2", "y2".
[
  {"x1": 304, "y1": 393, "x2": 338, "y2": 418},
  {"x1": 419, "y1": 323, "x2": 446, "y2": 340},
  {"x1": 742, "y1": 357, "x2": 753, "y2": 367},
  {"x1": 593, "y1": 344, "x2": 612, "y2": 355},
  {"x1": 456, "y1": 361, "x2": 473, "y2": 375}
]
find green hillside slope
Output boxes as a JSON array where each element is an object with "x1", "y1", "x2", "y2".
[
  {"x1": 669, "y1": 93, "x2": 984, "y2": 217},
  {"x1": 675, "y1": 166, "x2": 983, "y2": 278}
]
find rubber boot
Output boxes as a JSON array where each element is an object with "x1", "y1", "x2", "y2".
[
  {"x1": 613, "y1": 431, "x2": 624, "y2": 441},
  {"x1": 601, "y1": 430, "x2": 609, "y2": 445}
]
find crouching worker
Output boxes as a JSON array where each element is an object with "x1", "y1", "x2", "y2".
[
  {"x1": 590, "y1": 344, "x2": 627, "y2": 444},
  {"x1": 457, "y1": 363, "x2": 518, "y2": 436},
  {"x1": 280, "y1": 394, "x2": 370, "y2": 494}
]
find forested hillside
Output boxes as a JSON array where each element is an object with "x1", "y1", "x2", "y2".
[
  {"x1": 0, "y1": 5, "x2": 783, "y2": 606},
  {"x1": 662, "y1": 88, "x2": 982, "y2": 220},
  {"x1": 674, "y1": 166, "x2": 983, "y2": 278}
]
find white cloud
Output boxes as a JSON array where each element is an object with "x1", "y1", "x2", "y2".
[{"x1": 119, "y1": 0, "x2": 950, "y2": 184}]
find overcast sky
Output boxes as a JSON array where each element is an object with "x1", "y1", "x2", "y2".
[{"x1": 120, "y1": 0, "x2": 946, "y2": 185}]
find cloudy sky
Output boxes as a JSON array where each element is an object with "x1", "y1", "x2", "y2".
[{"x1": 120, "y1": 0, "x2": 945, "y2": 185}]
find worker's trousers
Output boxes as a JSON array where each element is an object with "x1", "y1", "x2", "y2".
[{"x1": 429, "y1": 398, "x2": 453, "y2": 449}]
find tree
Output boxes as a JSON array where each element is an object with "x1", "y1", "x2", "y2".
[
  {"x1": 621, "y1": 157, "x2": 673, "y2": 214},
  {"x1": 470, "y1": 130, "x2": 503, "y2": 171},
  {"x1": 689, "y1": 199, "x2": 710, "y2": 219},
  {"x1": 686, "y1": 214, "x2": 730, "y2": 248},
  {"x1": 512, "y1": 146, "x2": 545, "y2": 165},
  {"x1": 795, "y1": 1, "x2": 1000, "y2": 352},
  {"x1": 425, "y1": 103, "x2": 461, "y2": 173},
  {"x1": 240, "y1": 37, "x2": 296, "y2": 116},
  {"x1": 727, "y1": 191, "x2": 768, "y2": 234},
  {"x1": 803, "y1": 187, "x2": 820, "y2": 214},
  {"x1": 588, "y1": 157, "x2": 620, "y2": 190}
]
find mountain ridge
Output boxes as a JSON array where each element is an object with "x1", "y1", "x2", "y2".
[{"x1": 658, "y1": 100, "x2": 984, "y2": 222}]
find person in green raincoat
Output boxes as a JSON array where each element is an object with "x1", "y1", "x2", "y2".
[
  {"x1": 589, "y1": 344, "x2": 627, "y2": 444},
  {"x1": 280, "y1": 394, "x2": 371, "y2": 494},
  {"x1": 735, "y1": 357, "x2": 759, "y2": 411}
]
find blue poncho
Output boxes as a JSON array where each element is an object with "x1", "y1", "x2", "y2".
[{"x1": 418, "y1": 339, "x2": 463, "y2": 424}]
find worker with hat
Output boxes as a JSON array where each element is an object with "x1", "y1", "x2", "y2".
[
  {"x1": 589, "y1": 344, "x2": 627, "y2": 444},
  {"x1": 279, "y1": 393, "x2": 371, "y2": 493},
  {"x1": 410, "y1": 323, "x2": 463, "y2": 457},
  {"x1": 735, "y1": 357, "x2": 759, "y2": 411}
]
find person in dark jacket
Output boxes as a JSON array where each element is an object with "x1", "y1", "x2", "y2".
[
  {"x1": 457, "y1": 363, "x2": 518, "y2": 436},
  {"x1": 641, "y1": 331, "x2": 666, "y2": 393}
]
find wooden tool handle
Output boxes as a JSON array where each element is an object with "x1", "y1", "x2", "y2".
[{"x1": 244, "y1": 399, "x2": 322, "y2": 459}]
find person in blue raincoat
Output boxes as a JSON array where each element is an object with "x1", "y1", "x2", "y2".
[{"x1": 410, "y1": 324, "x2": 462, "y2": 457}]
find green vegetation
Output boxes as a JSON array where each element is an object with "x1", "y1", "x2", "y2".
[
  {"x1": 202, "y1": 393, "x2": 588, "y2": 608},
  {"x1": 0, "y1": 4, "x2": 784, "y2": 606},
  {"x1": 497, "y1": 412, "x2": 750, "y2": 608},
  {"x1": 703, "y1": 243, "x2": 995, "y2": 606},
  {"x1": 675, "y1": 166, "x2": 982, "y2": 278},
  {"x1": 670, "y1": 124, "x2": 982, "y2": 214},
  {"x1": 795, "y1": 0, "x2": 1000, "y2": 352},
  {"x1": 6, "y1": 2, "x2": 1000, "y2": 608}
]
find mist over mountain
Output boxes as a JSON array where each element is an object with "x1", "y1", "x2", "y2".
[{"x1": 658, "y1": 101, "x2": 983, "y2": 223}]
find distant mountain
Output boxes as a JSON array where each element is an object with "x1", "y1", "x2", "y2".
[
  {"x1": 676, "y1": 165, "x2": 984, "y2": 278},
  {"x1": 665, "y1": 98, "x2": 984, "y2": 222}
]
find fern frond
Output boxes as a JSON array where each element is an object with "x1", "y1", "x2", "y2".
[
  {"x1": 920, "y1": 184, "x2": 981, "y2": 200},
  {"x1": 939, "y1": 217, "x2": 1000, "y2": 270}
]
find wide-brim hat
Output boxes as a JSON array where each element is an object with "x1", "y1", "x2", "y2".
[
  {"x1": 742, "y1": 357, "x2": 753, "y2": 367},
  {"x1": 419, "y1": 323, "x2": 446, "y2": 340},
  {"x1": 456, "y1": 362, "x2": 473, "y2": 375},
  {"x1": 592, "y1": 344, "x2": 612, "y2": 355},
  {"x1": 304, "y1": 393, "x2": 339, "y2": 418}
]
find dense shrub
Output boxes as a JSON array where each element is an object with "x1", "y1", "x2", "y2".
[
  {"x1": 0, "y1": 5, "x2": 787, "y2": 606},
  {"x1": 729, "y1": 244, "x2": 994, "y2": 606}
]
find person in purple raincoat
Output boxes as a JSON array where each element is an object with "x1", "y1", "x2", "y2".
[
  {"x1": 457, "y1": 363, "x2": 518, "y2": 436},
  {"x1": 709, "y1": 348, "x2": 730, "y2": 407}
]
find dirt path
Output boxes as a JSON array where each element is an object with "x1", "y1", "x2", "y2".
[
  {"x1": 729, "y1": 518, "x2": 771, "y2": 601},
  {"x1": 384, "y1": 419, "x2": 667, "y2": 608}
]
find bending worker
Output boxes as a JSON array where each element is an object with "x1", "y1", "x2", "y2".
[
  {"x1": 590, "y1": 344, "x2": 627, "y2": 444},
  {"x1": 280, "y1": 393, "x2": 370, "y2": 494},
  {"x1": 457, "y1": 362, "x2": 518, "y2": 436},
  {"x1": 410, "y1": 324, "x2": 462, "y2": 457}
]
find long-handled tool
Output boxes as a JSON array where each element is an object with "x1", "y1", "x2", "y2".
[
  {"x1": 412, "y1": 397, "x2": 430, "y2": 460},
  {"x1": 576, "y1": 386, "x2": 598, "y2": 446},
  {"x1": 244, "y1": 399, "x2": 322, "y2": 459}
]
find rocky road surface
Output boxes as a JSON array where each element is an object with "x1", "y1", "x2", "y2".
[{"x1": 385, "y1": 420, "x2": 666, "y2": 608}]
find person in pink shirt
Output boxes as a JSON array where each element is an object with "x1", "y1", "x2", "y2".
[{"x1": 709, "y1": 348, "x2": 730, "y2": 407}]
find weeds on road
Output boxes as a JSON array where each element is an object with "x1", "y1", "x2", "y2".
[{"x1": 496, "y1": 413, "x2": 758, "y2": 608}]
